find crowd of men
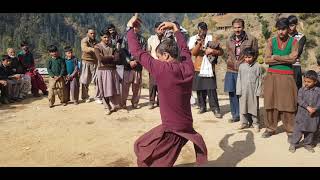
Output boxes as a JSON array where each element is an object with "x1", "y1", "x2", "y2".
[{"x1": 1, "y1": 14, "x2": 319, "y2": 167}]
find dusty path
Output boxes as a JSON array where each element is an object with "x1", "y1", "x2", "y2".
[{"x1": 0, "y1": 87, "x2": 319, "y2": 167}]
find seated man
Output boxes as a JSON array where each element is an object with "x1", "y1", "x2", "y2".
[
  {"x1": 127, "y1": 15, "x2": 208, "y2": 167},
  {"x1": 0, "y1": 55, "x2": 22, "y2": 103}
]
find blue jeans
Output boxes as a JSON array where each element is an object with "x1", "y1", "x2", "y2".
[{"x1": 224, "y1": 72, "x2": 240, "y2": 120}]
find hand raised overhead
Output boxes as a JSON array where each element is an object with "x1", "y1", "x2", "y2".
[
  {"x1": 157, "y1": 22, "x2": 179, "y2": 34},
  {"x1": 127, "y1": 13, "x2": 143, "y2": 28}
]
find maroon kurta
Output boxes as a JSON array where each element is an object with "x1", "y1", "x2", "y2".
[{"x1": 127, "y1": 28, "x2": 208, "y2": 166}]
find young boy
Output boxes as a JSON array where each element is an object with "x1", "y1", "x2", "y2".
[
  {"x1": 289, "y1": 70, "x2": 320, "y2": 153},
  {"x1": 236, "y1": 48, "x2": 262, "y2": 132},
  {"x1": 94, "y1": 30, "x2": 121, "y2": 115},
  {"x1": 64, "y1": 46, "x2": 80, "y2": 105},
  {"x1": 127, "y1": 15, "x2": 207, "y2": 167},
  {"x1": 47, "y1": 45, "x2": 67, "y2": 108}
]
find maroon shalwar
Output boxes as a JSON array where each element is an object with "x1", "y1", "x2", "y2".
[{"x1": 127, "y1": 28, "x2": 208, "y2": 167}]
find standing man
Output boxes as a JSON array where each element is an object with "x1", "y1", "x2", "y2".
[
  {"x1": 225, "y1": 18, "x2": 258, "y2": 123},
  {"x1": 120, "y1": 22, "x2": 146, "y2": 110},
  {"x1": 288, "y1": 15, "x2": 306, "y2": 90},
  {"x1": 262, "y1": 17, "x2": 298, "y2": 141},
  {"x1": 147, "y1": 21, "x2": 163, "y2": 109},
  {"x1": 189, "y1": 22, "x2": 224, "y2": 118},
  {"x1": 80, "y1": 27, "x2": 98, "y2": 103}
]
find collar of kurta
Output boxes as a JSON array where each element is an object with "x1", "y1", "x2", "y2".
[{"x1": 231, "y1": 31, "x2": 248, "y2": 43}]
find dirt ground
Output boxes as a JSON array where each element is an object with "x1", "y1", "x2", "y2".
[{"x1": 0, "y1": 86, "x2": 320, "y2": 167}]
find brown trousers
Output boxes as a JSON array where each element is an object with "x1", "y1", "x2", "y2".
[
  {"x1": 48, "y1": 77, "x2": 66, "y2": 106},
  {"x1": 264, "y1": 109, "x2": 295, "y2": 133}
]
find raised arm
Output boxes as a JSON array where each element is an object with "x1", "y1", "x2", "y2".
[
  {"x1": 174, "y1": 30, "x2": 192, "y2": 61},
  {"x1": 127, "y1": 28, "x2": 163, "y2": 78}
]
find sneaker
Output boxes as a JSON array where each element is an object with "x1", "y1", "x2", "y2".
[
  {"x1": 261, "y1": 130, "x2": 274, "y2": 138},
  {"x1": 213, "y1": 109, "x2": 222, "y2": 118},
  {"x1": 238, "y1": 123, "x2": 250, "y2": 130},
  {"x1": 304, "y1": 145, "x2": 315, "y2": 153},
  {"x1": 95, "y1": 99, "x2": 103, "y2": 104},
  {"x1": 63, "y1": 102, "x2": 68, "y2": 106},
  {"x1": 85, "y1": 98, "x2": 91, "y2": 103},
  {"x1": 49, "y1": 105, "x2": 54, "y2": 108},
  {"x1": 289, "y1": 145, "x2": 296, "y2": 153}
]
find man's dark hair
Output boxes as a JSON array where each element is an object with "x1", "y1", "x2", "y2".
[
  {"x1": 276, "y1": 17, "x2": 289, "y2": 29},
  {"x1": 47, "y1": 45, "x2": 58, "y2": 52},
  {"x1": 20, "y1": 41, "x2": 28, "y2": 47},
  {"x1": 232, "y1": 18, "x2": 245, "y2": 27},
  {"x1": 288, "y1": 15, "x2": 298, "y2": 25},
  {"x1": 304, "y1": 70, "x2": 318, "y2": 81},
  {"x1": 99, "y1": 30, "x2": 111, "y2": 37},
  {"x1": 2, "y1": 55, "x2": 11, "y2": 61},
  {"x1": 155, "y1": 22, "x2": 162, "y2": 28},
  {"x1": 197, "y1": 22, "x2": 208, "y2": 30},
  {"x1": 105, "y1": 23, "x2": 116, "y2": 30},
  {"x1": 64, "y1": 46, "x2": 73, "y2": 52},
  {"x1": 156, "y1": 38, "x2": 179, "y2": 60},
  {"x1": 243, "y1": 47, "x2": 256, "y2": 57},
  {"x1": 87, "y1": 26, "x2": 95, "y2": 33}
]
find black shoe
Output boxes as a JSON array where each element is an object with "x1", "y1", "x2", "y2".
[
  {"x1": 289, "y1": 145, "x2": 296, "y2": 153},
  {"x1": 304, "y1": 145, "x2": 315, "y2": 153},
  {"x1": 42, "y1": 91, "x2": 48, "y2": 96},
  {"x1": 197, "y1": 108, "x2": 206, "y2": 114},
  {"x1": 261, "y1": 130, "x2": 274, "y2": 138},
  {"x1": 213, "y1": 109, "x2": 222, "y2": 118}
]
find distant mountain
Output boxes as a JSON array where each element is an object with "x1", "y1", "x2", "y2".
[{"x1": 0, "y1": 13, "x2": 199, "y2": 66}]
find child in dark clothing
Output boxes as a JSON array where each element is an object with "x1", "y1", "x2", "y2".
[
  {"x1": 289, "y1": 70, "x2": 320, "y2": 153},
  {"x1": 64, "y1": 46, "x2": 80, "y2": 105}
]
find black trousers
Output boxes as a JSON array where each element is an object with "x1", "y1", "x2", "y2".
[
  {"x1": 196, "y1": 89, "x2": 220, "y2": 111},
  {"x1": 293, "y1": 65, "x2": 302, "y2": 90},
  {"x1": 149, "y1": 84, "x2": 159, "y2": 105},
  {"x1": 0, "y1": 84, "x2": 8, "y2": 99}
]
